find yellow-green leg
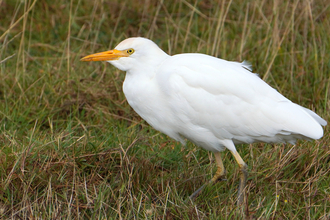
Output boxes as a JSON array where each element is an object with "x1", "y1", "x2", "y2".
[
  {"x1": 231, "y1": 150, "x2": 248, "y2": 206},
  {"x1": 189, "y1": 152, "x2": 226, "y2": 200}
]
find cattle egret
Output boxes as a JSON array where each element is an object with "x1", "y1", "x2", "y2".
[{"x1": 81, "y1": 37, "x2": 326, "y2": 205}]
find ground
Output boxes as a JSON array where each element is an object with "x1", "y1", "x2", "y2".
[{"x1": 0, "y1": 0, "x2": 329, "y2": 219}]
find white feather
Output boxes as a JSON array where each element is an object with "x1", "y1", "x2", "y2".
[{"x1": 108, "y1": 37, "x2": 326, "y2": 153}]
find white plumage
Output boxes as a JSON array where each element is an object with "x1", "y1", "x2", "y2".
[{"x1": 81, "y1": 37, "x2": 326, "y2": 204}]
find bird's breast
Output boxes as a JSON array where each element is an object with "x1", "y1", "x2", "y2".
[{"x1": 122, "y1": 73, "x2": 176, "y2": 135}]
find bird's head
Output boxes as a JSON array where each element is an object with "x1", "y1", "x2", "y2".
[{"x1": 81, "y1": 37, "x2": 169, "y2": 72}]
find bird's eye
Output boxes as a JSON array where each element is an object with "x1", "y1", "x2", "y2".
[{"x1": 126, "y1": 49, "x2": 135, "y2": 55}]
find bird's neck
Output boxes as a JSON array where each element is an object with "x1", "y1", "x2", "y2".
[{"x1": 127, "y1": 54, "x2": 170, "y2": 78}]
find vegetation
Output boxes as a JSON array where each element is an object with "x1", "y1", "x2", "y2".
[{"x1": 0, "y1": 0, "x2": 329, "y2": 219}]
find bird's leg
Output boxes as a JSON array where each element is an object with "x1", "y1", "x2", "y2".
[
  {"x1": 211, "y1": 151, "x2": 226, "y2": 182},
  {"x1": 231, "y1": 150, "x2": 248, "y2": 206},
  {"x1": 189, "y1": 152, "x2": 226, "y2": 200}
]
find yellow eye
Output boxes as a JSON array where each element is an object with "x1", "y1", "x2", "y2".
[{"x1": 126, "y1": 48, "x2": 135, "y2": 55}]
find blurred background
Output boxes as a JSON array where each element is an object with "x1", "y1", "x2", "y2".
[{"x1": 0, "y1": 0, "x2": 329, "y2": 219}]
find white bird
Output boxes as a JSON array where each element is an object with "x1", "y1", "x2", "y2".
[{"x1": 81, "y1": 37, "x2": 326, "y2": 205}]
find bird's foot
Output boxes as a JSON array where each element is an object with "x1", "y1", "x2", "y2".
[
  {"x1": 213, "y1": 176, "x2": 227, "y2": 183},
  {"x1": 188, "y1": 183, "x2": 207, "y2": 201},
  {"x1": 188, "y1": 176, "x2": 226, "y2": 202}
]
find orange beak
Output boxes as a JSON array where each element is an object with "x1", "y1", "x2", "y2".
[{"x1": 80, "y1": 49, "x2": 128, "y2": 62}]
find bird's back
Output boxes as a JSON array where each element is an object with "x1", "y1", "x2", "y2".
[{"x1": 153, "y1": 53, "x2": 326, "y2": 151}]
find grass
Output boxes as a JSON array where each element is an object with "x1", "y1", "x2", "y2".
[{"x1": 0, "y1": 0, "x2": 329, "y2": 219}]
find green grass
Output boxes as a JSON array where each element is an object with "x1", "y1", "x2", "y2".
[{"x1": 0, "y1": 0, "x2": 330, "y2": 219}]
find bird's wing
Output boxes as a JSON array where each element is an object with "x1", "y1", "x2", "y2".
[{"x1": 157, "y1": 53, "x2": 324, "y2": 144}]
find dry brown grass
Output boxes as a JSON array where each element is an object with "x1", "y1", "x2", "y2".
[{"x1": 0, "y1": 0, "x2": 329, "y2": 219}]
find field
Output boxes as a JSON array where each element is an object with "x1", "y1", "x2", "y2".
[{"x1": 0, "y1": 0, "x2": 330, "y2": 219}]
